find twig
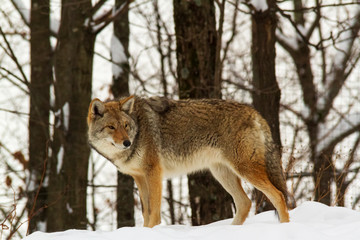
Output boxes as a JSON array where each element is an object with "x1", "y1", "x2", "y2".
[{"x1": 0, "y1": 26, "x2": 30, "y2": 87}]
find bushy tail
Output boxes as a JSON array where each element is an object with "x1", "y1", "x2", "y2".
[{"x1": 264, "y1": 134, "x2": 296, "y2": 209}]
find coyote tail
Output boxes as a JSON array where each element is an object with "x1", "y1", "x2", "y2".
[{"x1": 264, "y1": 134, "x2": 296, "y2": 209}]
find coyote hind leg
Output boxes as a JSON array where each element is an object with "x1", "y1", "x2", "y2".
[
  {"x1": 240, "y1": 165, "x2": 289, "y2": 223},
  {"x1": 210, "y1": 164, "x2": 251, "y2": 225}
]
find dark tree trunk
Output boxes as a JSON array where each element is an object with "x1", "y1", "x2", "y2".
[
  {"x1": 174, "y1": 0, "x2": 221, "y2": 100},
  {"x1": 47, "y1": 0, "x2": 94, "y2": 231},
  {"x1": 173, "y1": 0, "x2": 233, "y2": 225},
  {"x1": 111, "y1": 0, "x2": 135, "y2": 228},
  {"x1": 27, "y1": 0, "x2": 52, "y2": 233},
  {"x1": 116, "y1": 174, "x2": 135, "y2": 227},
  {"x1": 313, "y1": 152, "x2": 333, "y2": 206},
  {"x1": 250, "y1": 0, "x2": 281, "y2": 213}
]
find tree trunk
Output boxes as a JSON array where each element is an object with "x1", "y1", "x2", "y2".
[
  {"x1": 47, "y1": 0, "x2": 94, "y2": 231},
  {"x1": 174, "y1": 0, "x2": 221, "y2": 99},
  {"x1": 27, "y1": 0, "x2": 52, "y2": 233},
  {"x1": 250, "y1": 0, "x2": 281, "y2": 213},
  {"x1": 313, "y1": 150, "x2": 334, "y2": 205},
  {"x1": 173, "y1": 0, "x2": 233, "y2": 225},
  {"x1": 111, "y1": 0, "x2": 135, "y2": 227}
]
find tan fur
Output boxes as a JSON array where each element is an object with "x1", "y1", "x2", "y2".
[{"x1": 87, "y1": 96, "x2": 291, "y2": 227}]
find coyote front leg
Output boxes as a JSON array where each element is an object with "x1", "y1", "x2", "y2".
[
  {"x1": 144, "y1": 164, "x2": 163, "y2": 228},
  {"x1": 133, "y1": 175, "x2": 150, "y2": 227},
  {"x1": 134, "y1": 162, "x2": 163, "y2": 227}
]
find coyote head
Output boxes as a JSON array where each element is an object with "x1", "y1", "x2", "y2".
[{"x1": 87, "y1": 96, "x2": 138, "y2": 153}]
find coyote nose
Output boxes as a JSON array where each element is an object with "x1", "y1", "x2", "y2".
[{"x1": 123, "y1": 140, "x2": 131, "y2": 148}]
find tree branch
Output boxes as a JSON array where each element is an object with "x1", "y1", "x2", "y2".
[
  {"x1": 317, "y1": 9, "x2": 360, "y2": 120},
  {"x1": 10, "y1": 0, "x2": 30, "y2": 26},
  {"x1": 316, "y1": 113, "x2": 360, "y2": 155},
  {"x1": 0, "y1": 26, "x2": 29, "y2": 87},
  {"x1": 86, "y1": 0, "x2": 133, "y2": 35}
]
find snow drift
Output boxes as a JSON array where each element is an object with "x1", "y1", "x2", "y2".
[{"x1": 23, "y1": 201, "x2": 360, "y2": 240}]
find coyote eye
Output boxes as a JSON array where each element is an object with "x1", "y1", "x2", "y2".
[
  {"x1": 108, "y1": 125, "x2": 115, "y2": 130},
  {"x1": 124, "y1": 122, "x2": 129, "y2": 129}
]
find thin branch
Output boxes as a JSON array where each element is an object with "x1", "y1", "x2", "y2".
[
  {"x1": 214, "y1": 0, "x2": 226, "y2": 96},
  {"x1": 221, "y1": 0, "x2": 240, "y2": 67},
  {"x1": 280, "y1": 2, "x2": 360, "y2": 13},
  {"x1": 7, "y1": 204, "x2": 26, "y2": 240},
  {"x1": 153, "y1": 0, "x2": 167, "y2": 96},
  {"x1": 222, "y1": 79, "x2": 255, "y2": 93},
  {"x1": 10, "y1": 0, "x2": 30, "y2": 26},
  {"x1": 280, "y1": 103, "x2": 306, "y2": 121},
  {"x1": 317, "y1": 121, "x2": 360, "y2": 156},
  {"x1": 0, "y1": 67, "x2": 29, "y2": 94},
  {"x1": 0, "y1": 26, "x2": 29, "y2": 86},
  {"x1": 316, "y1": 0, "x2": 327, "y2": 84},
  {"x1": 0, "y1": 108, "x2": 29, "y2": 116},
  {"x1": 276, "y1": 5, "x2": 320, "y2": 50},
  {"x1": 90, "y1": 0, "x2": 133, "y2": 35},
  {"x1": 317, "y1": 9, "x2": 360, "y2": 119},
  {"x1": 89, "y1": 0, "x2": 109, "y2": 18},
  {"x1": 336, "y1": 133, "x2": 360, "y2": 187}
]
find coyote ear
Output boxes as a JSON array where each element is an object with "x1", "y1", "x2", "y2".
[
  {"x1": 88, "y1": 99, "x2": 105, "y2": 124},
  {"x1": 120, "y1": 95, "x2": 135, "y2": 113}
]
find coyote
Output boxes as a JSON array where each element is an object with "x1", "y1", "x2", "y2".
[{"x1": 87, "y1": 96, "x2": 290, "y2": 227}]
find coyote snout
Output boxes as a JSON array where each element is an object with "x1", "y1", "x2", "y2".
[
  {"x1": 87, "y1": 96, "x2": 292, "y2": 227},
  {"x1": 110, "y1": 139, "x2": 131, "y2": 150}
]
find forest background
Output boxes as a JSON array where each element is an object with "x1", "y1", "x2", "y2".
[{"x1": 0, "y1": 0, "x2": 360, "y2": 239}]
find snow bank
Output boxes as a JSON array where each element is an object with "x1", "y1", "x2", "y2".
[{"x1": 22, "y1": 202, "x2": 360, "y2": 240}]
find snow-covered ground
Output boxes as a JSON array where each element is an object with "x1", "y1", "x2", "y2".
[{"x1": 22, "y1": 201, "x2": 360, "y2": 240}]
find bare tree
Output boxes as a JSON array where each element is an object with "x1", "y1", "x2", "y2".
[
  {"x1": 6, "y1": 0, "x2": 133, "y2": 233},
  {"x1": 48, "y1": 0, "x2": 133, "y2": 231},
  {"x1": 276, "y1": 0, "x2": 360, "y2": 205},
  {"x1": 27, "y1": 0, "x2": 52, "y2": 233},
  {"x1": 173, "y1": 0, "x2": 233, "y2": 225},
  {"x1": 111, "y1": 0, "x2": 135, "y2": 228}
]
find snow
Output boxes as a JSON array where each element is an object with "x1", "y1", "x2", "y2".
[
  {"x1": 249, "y1": 0, "x2": 268, "y2": 12},
  {"x1": 26, "y1": 172, "x2": 37, "y2": 192},
  {"x1": 111, "y1": 34, "x2": 127, "y2": 78},
  {"x1": 62, "y1": 102, "x2": 70, "y2": 132},
  {"x1": 276, "y1": 29, "x2": 299, "y2": 51},
  {"x1": 56, "y1": 146, "x2": 64, "y2": 174},
  {"x1": 92, "y1": 22, "x2": 106, "y2": 33},
  {"x1": 50, "y1": 18, "x2": 60, "y2": 34},
  {"x1": 12, "y1": 0, "x2": 59, "y2": 33},
  {"x1": 66, "y1": 203, "x2": 73, "y2": 214},
  {"x1": 22, "y1": 202, "x2": 360, "y2": 240},
  {"x1": 37, "y1": 221, "x2": 47, "y2": 232},
  {"x1": 12, "y1": 0, "x2": 30, "y2": 23}
]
